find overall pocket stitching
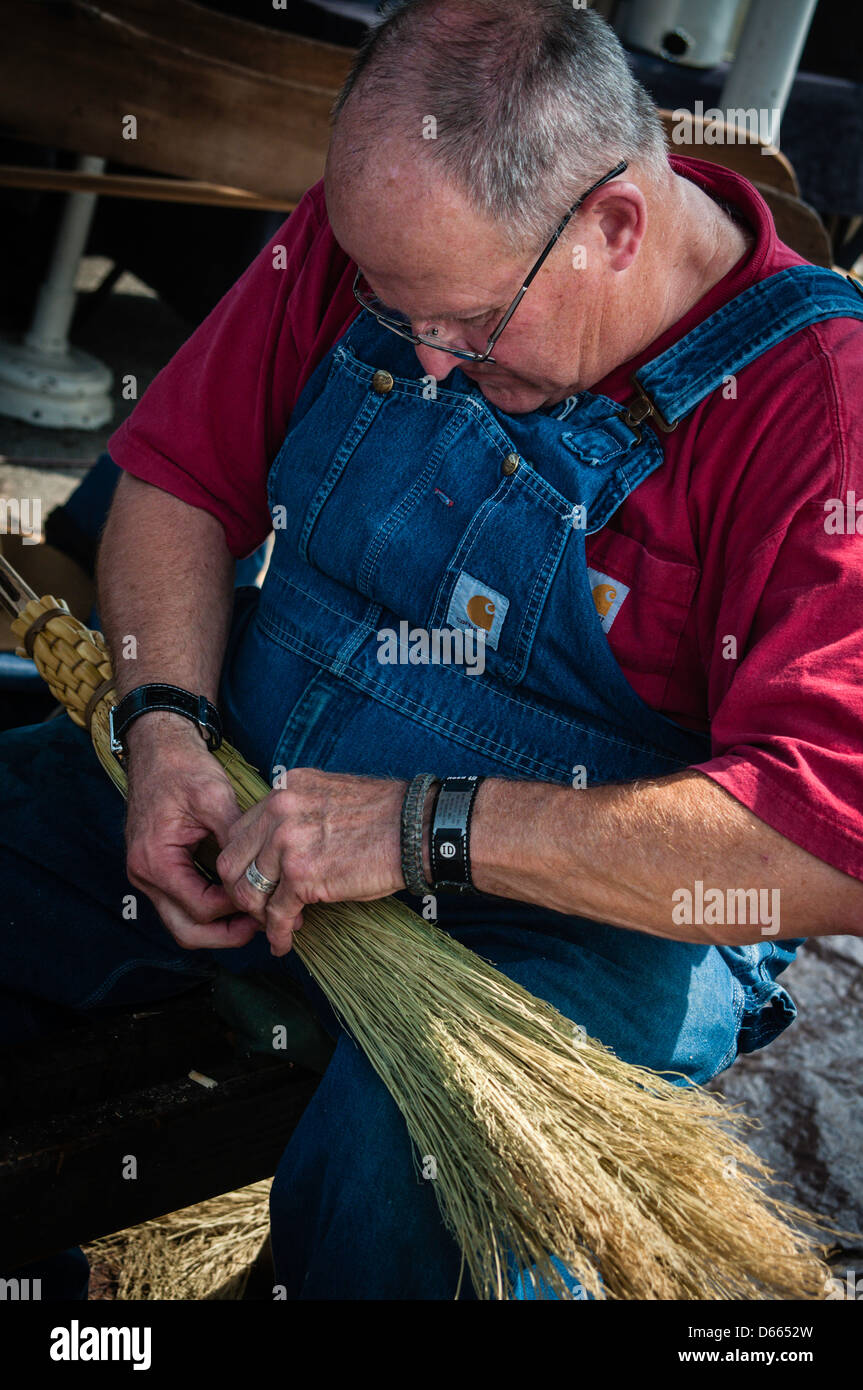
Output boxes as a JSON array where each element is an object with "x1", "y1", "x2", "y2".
[
  {"x1": 458, "y1": 485, "x2": 571, "y2": 685},
  {"x1": 508, "y1": 521, "x2": 573, "y2": 685},
  {"x1": 336, "y1": 347, "x2": 527, "y2": 459},
  {"x1": 255, "y1": 611, "x2": 700, "y2": 767},
  {"x1": 427, "y1": 478, "x2": 510, "y2": 629},
  {"x1": 298, "y1": 388, "x2": 387, "y2": 562},
  {"x1": 272, "y1": 669, "x2": 354, "y2": 778},
  {"x1": 269, "y1": 346, "x2": 346, "y2": 513},
  {"x1": 260, "y1": 568, "x2": 361, "y2": 626},
  {"x1": 561, "y1": 426, "x2": 636, "y2": 467},
  {"x1": 342, "y1": 658, "x2": 695, "y2": 776},
  {"x1": 433, "y1": 463, "x2": 579, "y2": 684},
  {"x1": 357, "y1": 404, "x2": 471, "y2": 596}
]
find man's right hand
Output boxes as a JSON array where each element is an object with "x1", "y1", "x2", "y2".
[{"x1": 123, "y1": 713, "x2": 261, "y2": 950}]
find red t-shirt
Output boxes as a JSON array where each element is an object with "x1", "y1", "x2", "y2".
[{"x1": 109, "y1": 156, "x2": 863, "y2": 887}]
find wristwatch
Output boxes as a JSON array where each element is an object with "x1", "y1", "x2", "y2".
[{"x1": 109, "y1": 684, "x2": 223, "y2": 759}]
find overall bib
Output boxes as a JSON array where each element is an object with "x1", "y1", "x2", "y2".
[{"x1": 214, "y1": 265, "x2": 862, "y2": 1297}]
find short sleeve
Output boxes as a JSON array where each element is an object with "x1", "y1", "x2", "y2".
[
  {"x1": 693, "y1": 409, "x2": 863, "y2": 885},
  {"x1": 107, "y1": 180, "x2": 358, "y2": 557}
]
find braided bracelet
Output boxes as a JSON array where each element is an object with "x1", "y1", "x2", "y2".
[{"x1": 400, "y1": 772, "x2": 438, "y2": 898}]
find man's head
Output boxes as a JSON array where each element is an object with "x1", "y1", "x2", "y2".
[{"x1": 325, "y1": 0, "x2": 675, "y2": 412}]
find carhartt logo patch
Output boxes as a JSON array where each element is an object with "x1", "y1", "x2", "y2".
[
  {"x1": 587, "y1": 567, "x2": 629, "y2": 633},
  {"x1": 446, "y1": 571, "x2": 509, "y2": 650}
]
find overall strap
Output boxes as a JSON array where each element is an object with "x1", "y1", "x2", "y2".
[{"x1": 625, "y1": 266, "x2": 863, "y2": 435}]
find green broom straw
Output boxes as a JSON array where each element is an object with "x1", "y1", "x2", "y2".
[{"x1": 1, "y1": 554, "x2": 849, "y2": 1300}]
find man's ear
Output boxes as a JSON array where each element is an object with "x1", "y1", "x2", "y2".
[{"x1": 588, "y1": 183, "x2": 647, "y2": 272}]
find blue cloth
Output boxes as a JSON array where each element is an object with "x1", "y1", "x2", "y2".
[
  {"x1": 58, "y1": 451, "x2": 122, "y2": 548},
  {"x1": 3, "y1": 266, "x2": 860, "y2": 1297},
  {"x1": 2, "y1": 1246, "x2": 90, "y2": 1302},
  {"x1": 54, "y1": 449, "x2": 266, "y2": 606}
]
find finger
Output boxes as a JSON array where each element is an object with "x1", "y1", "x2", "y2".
[
  {"x1": 264, "y1": 876, "x2": 306, "y2": 955},
  {"x1": 151, "y1": 890, "x2": 262, "y2": 951},
  {"x1": 267, "y1": 911, "x2": 303, "y2": 957},
  {"x1": 187, "y1": 778, "x2": 248, "y2": 848},
  {"x1": 130, "y1": 841, "x2": 240, "y2": 922},
  {"x1": 220, "y1": 833, "x2": 286, "y2": 922},
  {"x1": 214, "y1": 801, "x2": 270, "y2": 886}
]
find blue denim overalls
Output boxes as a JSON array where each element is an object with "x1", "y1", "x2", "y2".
[
  {"x1": 218, "y1": 265, "x2": 863, "y2": 1298},
  {"x1": 1, "y1": 267, "x2": 858, "y2": 1299},
  {"x1": 221, "y1": 266, "x2": 863, "y2": 1043}
]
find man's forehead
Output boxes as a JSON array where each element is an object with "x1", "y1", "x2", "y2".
[
  {"x1": 351, "y1": 248, "x2": 516, "y2": 321},
  {"x1": 325, "y1": 152, "x2": 519, "y2": 314}
]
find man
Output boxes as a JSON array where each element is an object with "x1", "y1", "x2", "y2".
[{"x1": 2, "y1": 1, "x2": 862, "y2": 1299}]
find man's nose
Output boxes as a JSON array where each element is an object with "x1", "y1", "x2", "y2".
[{"x1": 412, "y1": 340, "x2": 472, "y2": 380}]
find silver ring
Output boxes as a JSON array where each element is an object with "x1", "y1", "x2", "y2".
[{"x1": 245, "y1": 858, "x2": 279, "y2": 895}]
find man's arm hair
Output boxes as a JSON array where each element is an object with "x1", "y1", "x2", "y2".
[{"x1": 97, "y1": 472, "x2": 235, "y2": 711}]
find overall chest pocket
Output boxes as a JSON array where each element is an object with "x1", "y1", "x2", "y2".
[
  {"x1": 277, "y1": 360, "x2": 579, "y2": 687},
  {"x1": 426, "y1": 463, "x2": 575, "y2": 684}
]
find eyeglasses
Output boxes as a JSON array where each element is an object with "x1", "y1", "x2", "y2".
[{"x1": 352, "y1": 160, "x2": 627, "y2": 366}]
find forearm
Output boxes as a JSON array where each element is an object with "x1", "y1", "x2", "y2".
[
  {"x1": 469, "y1": 770, "x2": 863, "y2": 943},
  {"x1": 94, "y1": 474, "x2": 259, "y2": 950},
  {"x1": 97, "y1": 474, "x2": 234, "y2": 712}
]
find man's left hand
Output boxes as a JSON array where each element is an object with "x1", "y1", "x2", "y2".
[{"x1": 215, "y1": 769, "x2": 406, "y2": 955}]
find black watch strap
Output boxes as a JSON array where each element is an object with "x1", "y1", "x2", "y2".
[
  {"x1": 109, "y1": 684, "x2": 222, "y2": 759},
  {"x1": 430, "y1": 775, "x2": 483, "y2": 893}
]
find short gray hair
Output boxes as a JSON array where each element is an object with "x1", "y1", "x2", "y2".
[{"x1": 331, "y1": 0, "x2": 669, "y2": 252}]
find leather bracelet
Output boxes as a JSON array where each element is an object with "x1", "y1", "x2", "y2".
[
  {"x1": 430, "y1": 775, "x2": 483, "y2": 893},
  {"x1": 109, "y1": 683, "x2": 223, "y2": 760},
  {"x1": 400, "y1": 772, "x2": 438, "y2": 898}
]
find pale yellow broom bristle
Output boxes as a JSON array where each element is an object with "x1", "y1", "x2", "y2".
[
  {"x1": 85, "y1": 1182, "x2": 271, "y2": 1301},
  {"x1": 295, "y1": 897, "x2": 843, "y2": 1301}
]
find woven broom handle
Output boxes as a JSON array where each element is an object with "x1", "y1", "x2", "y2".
[
  {"x1": 11, "y1": 595, "x2": 224, "y2": 877},
  {"x1": 10, "y1": 594, "x2": 116, "y2": 730}
]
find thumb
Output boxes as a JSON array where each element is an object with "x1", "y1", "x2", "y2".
[{"x1": 188, "y1": 775, "x2": 246, "y2": 850}]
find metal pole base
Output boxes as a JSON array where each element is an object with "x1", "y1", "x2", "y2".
[{"x1": 0, "y1": 336, "x2": 113, "y2": 430}]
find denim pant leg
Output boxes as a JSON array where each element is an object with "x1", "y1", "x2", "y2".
[
  {"x1": 269, "y1": 896, "x2": 742, "y2": 1300},
  {"x1": 0, "y1": 715, "x2": 228, "y2": 1294},
  {"x1": 0, "y1": 716, "x2": 217, "y2": 1045}
]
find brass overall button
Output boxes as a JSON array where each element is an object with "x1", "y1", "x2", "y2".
[
  {"x1": 371, "y1": 369, "x2": 394, "y2": 394},
  {"x1": 502, "y1": 452, "x2": 520, "y2": 475}
]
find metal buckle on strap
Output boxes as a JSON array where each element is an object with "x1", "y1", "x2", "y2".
[
  {"x1": 621, "y1": 377, "x2": 679, "y2": 441},
  {"x1": 108, "y1": 704, "x2": 123, "y2": 759}
]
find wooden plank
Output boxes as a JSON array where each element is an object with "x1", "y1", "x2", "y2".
[
  {"x1": 0, "y1": 1053, "x2": 321, "y2": 1267},
  {"x1": 0, "y1": 7, "x2": 800, "y2": 216},
  {"x1": 90, "y1": 0, "x2": 356, "y2": 92},
  {"x1": 658, "y1": 109, "x2": 799, "y2": 195},
  {"x1": 0, "y1": 164, "x2": 296, "y2": 210},
  {"x1": 0, "y1": 0, "x2": 341, "y2": 204},
  {"x1": 0, "y1": 980, "x2": 332, "y2": 1266},
  {"x1": 0, "y1": 989, "x2": 234, "y2": 1120},
  {"x1": 753, "y1": 182, "x2": 832, "y2": 266}
]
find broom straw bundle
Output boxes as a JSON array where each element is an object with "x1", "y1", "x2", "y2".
[{"x1": 4, "y1": 574, "x2": 847, "y2": 1300}]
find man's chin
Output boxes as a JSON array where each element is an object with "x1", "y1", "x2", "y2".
[{"x1": 474, "y1": 378, "x2": 547, "y2": 414}]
